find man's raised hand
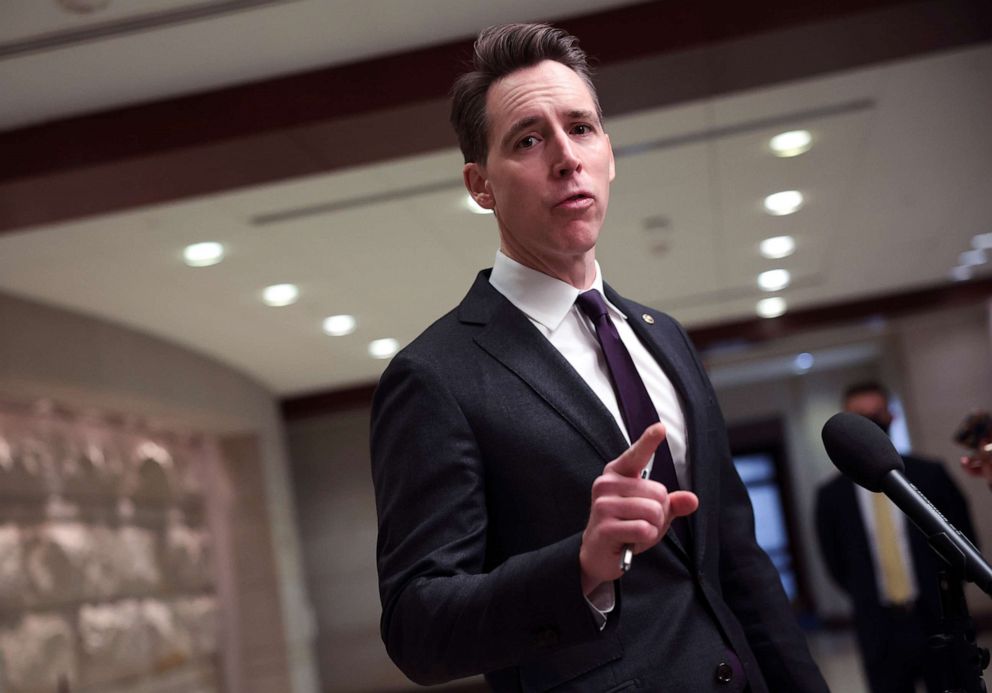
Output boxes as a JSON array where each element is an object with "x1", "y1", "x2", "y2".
[{"x1": 579, "y1": 423, "x2": 699, "y2": 595}]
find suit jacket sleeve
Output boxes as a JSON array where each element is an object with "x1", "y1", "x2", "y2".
[{"x1": 370, "y1": 351, "x2": 603, "y2": 685}]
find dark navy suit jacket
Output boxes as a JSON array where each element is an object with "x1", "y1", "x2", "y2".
[{"x1": 371, "y1": 271, "x2": 828, "y2": 692}]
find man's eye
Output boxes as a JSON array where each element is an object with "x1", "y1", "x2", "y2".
[
  {"x1": 572, "y1": 124, "x2": 593, "y2": 135},
  {"x1": 518, "y1": 136, "x2": 538, "y2": 149}
]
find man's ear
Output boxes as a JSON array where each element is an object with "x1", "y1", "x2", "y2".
[
  {"x1": 463, "y1": 163, "x2": 495, "y2": 210},
  {"x1": 606, "y1": 133, "x2": 616, "y2": 183}
]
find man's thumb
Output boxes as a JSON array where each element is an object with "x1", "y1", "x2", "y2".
[{"x1": 669, "y1": 491, "x2": 699, "y2": 518}]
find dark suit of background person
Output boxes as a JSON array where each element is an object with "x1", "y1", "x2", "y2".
[
  {"x1": 815, "y1": 389, "x2": 977, "y2": 693},
  {"x1": 370, "y1": 23, "x2": 828, "y2": 693}
]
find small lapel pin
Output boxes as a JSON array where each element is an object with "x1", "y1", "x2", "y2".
[{"x1": 642, "y1": 313, "x2": 655, "y2": 324}]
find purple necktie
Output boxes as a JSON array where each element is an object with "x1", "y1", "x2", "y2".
[
  {"x1": 577, "y1": 292, "x2": 744, "y2": 689},
  {"x1": 575, "y1": 289, "x2": 688, "y2": 546}
]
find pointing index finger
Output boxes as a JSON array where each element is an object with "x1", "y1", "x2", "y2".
[{"x1": 608, "y1": 423, "x2": 666, "y2": 478}]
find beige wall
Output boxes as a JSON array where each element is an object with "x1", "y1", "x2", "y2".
[
  {"x1": 891, "y1": 301, "x2": 992, "y2": 613},
  {"x1": 0, "y1": 290, "x2": 318, "y2": 693},
  {"x1": 286, "y1": 409, "x2": 486, "y2": 692}
]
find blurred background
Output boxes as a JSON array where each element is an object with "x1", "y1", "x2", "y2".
[{"x1": 0, "y1": 0, "x2": 990, "y2": 691}]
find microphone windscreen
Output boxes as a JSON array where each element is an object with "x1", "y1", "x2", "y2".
[{"x1": 821, "y1": 412, "x2": 905, "y2": 491}]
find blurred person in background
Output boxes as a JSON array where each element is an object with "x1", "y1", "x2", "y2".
[{"x1": 816, "y1": 381, "x2": 977, "y2": 693}]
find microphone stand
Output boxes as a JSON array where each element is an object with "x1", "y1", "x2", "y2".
[{"x1": 929, "y1": 569, "x2": 990, "y2": 692}]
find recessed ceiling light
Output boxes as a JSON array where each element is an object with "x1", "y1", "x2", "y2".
[
  {"x1": 323, "y1": 314, "x2": 357, "y2": 336},
  {"x1": 769, "y1": 130, "x2": 812, "y2": 157},
  {"x1": 759, "y1": 235, "x2": 796, "y2": 259},
  {"x1": 959, "y1": 249, "x2": 987, "y2": 267},
  {"x1": 758, "y1": 269, "x2": 791, "y2": 292},
  {"x1": 949, "y1": 266, "x2": 973, "y2": 282},
  {"x1": 262, "y1": 284, "x2": 299, "y2": 307},
  {"x1": 794, "y1": 352, "x2": 815, "y2": 372},
  {"x1": 756, "y1": 296, "x2": 787, "y2": 318},
  {"x1": 369, "y1": 338, "x2": 399, "y2": 359},
  {"x1": 972, "y1": 232, "x2": 992, "y2": 250},
  {"x1": 464, "y1": 193, "x2": 492, "y2": 215},
  {"x1": 183, "y1": 242, "x2": 225, "y2": 267},
  {"x1": 763, "y1": 190, "x2": 804, "y2": 216}
]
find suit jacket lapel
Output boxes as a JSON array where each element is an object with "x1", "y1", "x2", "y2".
[
  {"x1": 465, "y1": 274, "x2": 694, "y2": 562},
  {"x1": 460, "y1": 272, "x2": 629, "y2": 467}
]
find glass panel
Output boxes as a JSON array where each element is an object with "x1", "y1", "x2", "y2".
[{"x1": 733, "y1": 452, "x2": 797, "y2": 601}]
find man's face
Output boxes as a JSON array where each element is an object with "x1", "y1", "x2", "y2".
[
  {"x1": 463, "y1": 60, "x2": 615, "y2": 278},
  {"x1": 844, "y1": 391, "x2": 893, "y2": 433}
]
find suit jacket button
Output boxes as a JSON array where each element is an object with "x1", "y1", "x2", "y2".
[
  {"x1": 715, "y1": 662, "x2": 734, "y2": 684},
  {"x1": 534, "y1": 627, "x2": 559, "y2": 647}
]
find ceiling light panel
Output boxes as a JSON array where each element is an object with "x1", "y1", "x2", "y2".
[
  {"x1": 949, "y1": 266, "x2": 972, "y2": 282},
  {"x1": 323, "y1": 314, "x2": 357, "y2": 336},
  {"x1": 262, "y1": 284, "x2": 299, "y2": 307},
  {"x1": 182, "y1": 242, "x2": 224, "y2": 267},
  {"x1": 369, "y1": 338, "x2": 399, "y2": 359},
  {"x1": 463, "y1": 194, "x2": 492, "y2": 215},
  {"x1": 757, "y1": 269, "x2": 791, "y2": 291},
  {"x1": 959, "y1": 249, "x2": 986, "y2": 267},
  {"x1": 756, "y1": 297, "x2": 787, "y2": 318},
  {"x1": 769, "y1": 130, "x2": 813, "y2": 157},
  {"x1": 972, "y1": 232, "x2": 992, "y2": 250},
  {"x1": 763, "y1": 191, "x2": 804, "y2": 216},
  {"x1": 759, "y1": 235, "x2": 796, "y2": 259}
]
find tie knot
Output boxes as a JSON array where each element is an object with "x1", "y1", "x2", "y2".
[{"x1": 576, "y1": 290, "x2": 610, "y2": 321}]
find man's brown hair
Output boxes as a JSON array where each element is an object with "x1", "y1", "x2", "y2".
[
  {"x1": 450, "y1": 23, "x2": 602, "y2": 165},
  {"x1": 842, "y1": 380, "x2": 890, "y2": 405}
]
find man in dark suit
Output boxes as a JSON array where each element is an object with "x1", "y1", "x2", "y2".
[
  {"x1": 371, "y1": 23, "x2": 828, "y2": 692},
  {"x1": 815, "y1": 381, "x2": 977, "y2": 693}
]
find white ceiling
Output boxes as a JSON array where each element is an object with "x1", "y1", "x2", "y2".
[
  {"x1": 1, "y1": 2, "x2": 990, "y2": 397},
  {"x1": 0, "y1": 0, "x2": 638, "y2": 129}
]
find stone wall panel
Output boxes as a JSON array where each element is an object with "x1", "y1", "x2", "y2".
[
  {"x1": 0, "y1": 524, "x2": 27, "y2": 609},
  {"x1": 0, "y1": 613, "x2": 77, "y2": 691},
  {"x1": 79, "y1": 599, "x2": 153, "y2": 685},
  {"x1": 175, "y1": 596, "x2": 219, "y2": 658},
  {"x1": 0, "y1": 402, "x2": 221, "y2": 693},
  {"x1": 143, "y1": 599, "x2": 192, "y2": 670},
  {"x1": 25, "y1": 522, "x2": 91, "y2": 605},
  {"x1": 116, "y1": 526, "x2": 162, "y2": 593},
  {"x1": 165, "y1": 522, "x2": 212, "y2": 591}
]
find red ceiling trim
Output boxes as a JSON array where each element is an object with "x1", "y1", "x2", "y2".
[{"x1": 1, "y1": 0, "x2": 988, "y2": 233}]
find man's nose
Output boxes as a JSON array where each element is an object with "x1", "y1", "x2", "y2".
[{"x1": 550, "y1": 133, "x2": 582, "y2": 177}]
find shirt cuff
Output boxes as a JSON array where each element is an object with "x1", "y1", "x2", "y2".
[{"x1": 584, "y1": 582, "x2": 616, "y2": 631}]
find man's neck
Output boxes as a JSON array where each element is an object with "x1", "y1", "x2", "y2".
[{"x1": 499, "y1": 245, "x2": 597, "y2": 290}]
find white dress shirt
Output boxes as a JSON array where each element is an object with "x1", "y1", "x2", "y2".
[
  {"x1": 489, "y1": 250, "x2": 690, "y2": 624},
  {"x1": 489, "y1": 251, "x2": 689, "y2": 486}
]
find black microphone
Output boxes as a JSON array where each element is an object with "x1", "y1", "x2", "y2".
[{"x1": 822, "y1": 411, "x2": 992, "y2": 596}]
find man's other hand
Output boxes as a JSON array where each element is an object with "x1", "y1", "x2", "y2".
[{"x1": 579, "y1": 423, "x2": 698, "y2": 595}]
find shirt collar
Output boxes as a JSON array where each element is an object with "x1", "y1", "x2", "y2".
[{"x1": 489, "y1": 250, "x2": 626, "y2": 331}]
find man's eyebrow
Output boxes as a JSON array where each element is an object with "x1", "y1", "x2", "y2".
[{"x1": 568, "y1": 109, "x2": 597, "y2": 122}]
